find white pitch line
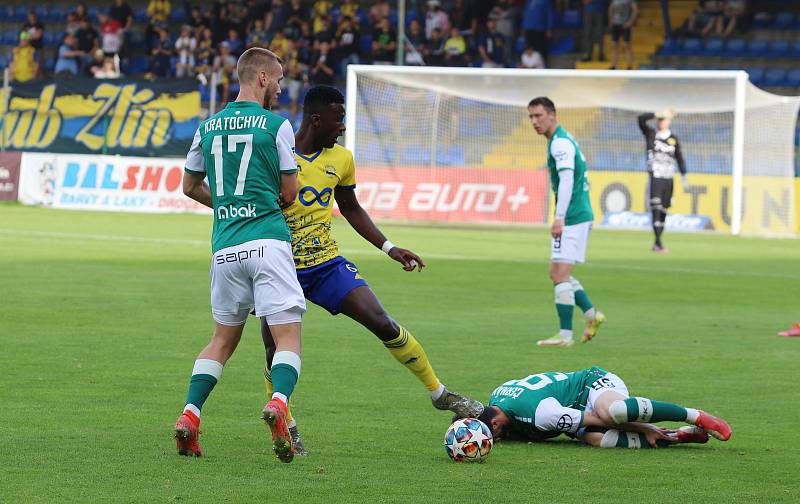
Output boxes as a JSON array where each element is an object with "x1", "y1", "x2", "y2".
[{"x1": 1, "y1": 227, "x2": 797, "y2": 281}]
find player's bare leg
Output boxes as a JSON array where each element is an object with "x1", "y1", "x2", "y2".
[
  {"x1": 340, "y1": 286, "x2": 484, "y2": 418},
  {"x1": 175, "y1": 322, "x2": 245, "y2": 457},
  {"x1": 261, "y1": 321, "x2": 301, "y2": 463},
  {"x1": 582, "y1": 425, "x2": 708, "y2": 448},
  {"x1": 261, "y1": 321, "x2": 307, "y2": 456},
  {"x1": 592, "y1": 389, "x2": 732, "y2": 441}
]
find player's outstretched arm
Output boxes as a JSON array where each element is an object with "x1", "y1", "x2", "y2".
[
  {"x1": 182, "y1": 171, "x2": 212, "y2": 208},
  {"x1": 334, "y1": 187, "x2": 425, "y2": 272},
  {"x1": 637, "y1": 112, "x2": 655, "y2": 135}
]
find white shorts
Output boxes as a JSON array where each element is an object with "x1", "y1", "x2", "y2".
[
  {"x1": 584, "y1": 372, "x2": 630, "y2": 415},
  {"x1": 551, "y1": 221, "x2": 592, "y2": 264},
  {"x1": 210, "y1": 239, "x2": 306, "y2": 326}
]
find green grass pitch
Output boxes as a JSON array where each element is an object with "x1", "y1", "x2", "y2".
[{"x1": 1, "y1": 203, "x2": 799, "y2": 503}]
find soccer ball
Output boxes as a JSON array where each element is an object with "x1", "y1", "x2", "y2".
[{"x1": 443, "y1": 418, "x2": 493, "y2": 462}]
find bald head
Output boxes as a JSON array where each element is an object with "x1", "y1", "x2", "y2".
[{"x1": 237, "y1": 47, "x2": 282, "y2": 84}]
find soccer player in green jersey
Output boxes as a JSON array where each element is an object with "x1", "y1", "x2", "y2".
[
  {"x1": 477, "y1": 366, "x2": 732, "y2": 449},
  {"x1": 175, "y1": 48, "x2": 306, "y2": 462},
  {"x1": 528, "y1": 97, "x2": 605, "y2": 348}
]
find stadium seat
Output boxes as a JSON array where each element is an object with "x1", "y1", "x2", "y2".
[
  {"x1": 436, "y1": 146, "x2": 465, "y2": 166},
  {"x1": 357, "y1": 142, "x2": 391, "y2": 164},
  {"x1": 791, "y1": 40, "x2": 800, "y2": 58},
  {"x1": 459, "y1": 117, "x2": 492, "y2": 137},
  {"x1": 763, "y1": 67, "x2": 786, "y2": 87},
  {"x1": 659, "y1": 38, "x2": 679, "y2": 56},
  {"x1": 47, "y1": 6, "x2": 65, "y2": 23},
  {"x1": 389, "y1": 9, "x2": 398, "y2": 27},
  {"x1": 723, "y1": 38, "x2": 746, "y2": 57},
  {"x1": 87, "y1": 6, "x2": 99, "y2": 22},
  {"x1": 0, "y1": 6, "x2": 13, "y2": 22},
  {"x1": 43, "y1": 31, "x2": 58, "y2": 47},
  {"x1": 751, "y1": 11, "x2": 772, "y2": 29},
  {"x1": 680, "y1": 38, "x2": 702, "y2": 56},
  {"x1": 405, "y1": 10, "x2": 418, "y2": 26},
  {"x1": 0, "y1": 54, "x2": 8, "y2": 68},
  {"x1": 746, "y1": 67, "x2": 765, "y2": 85},
  {"x1": 773, "y1": 12, "x2": 795, "y2": 30},
  {"x1": 746, "y1": 39, "x2": 769, "y2": 57},
  {"x1": 785, "y1": 68, "x2": 800, "y2": 88},
  {"x1": 129, "y1": 56, "x2": 149, "y2": 74},
  {"x1": 134, "y1": 7, "x2": 148, "y2": 23},
  {"x1": 170, "y1": 8, "x2": 188, "y2": 23},
  {"x1": 703, "y1": 38, "x2": 724, "y2": 56},
  {"x1": 358, "y1": 34, "x2": 372, "y2": 56},
  {"x1": 549, "y1": 35, "x2": 575, "y2": 56},
  {"x1": 401, "y1": 144, "x2": 431, "y2": 165},
  {"x1": 768, "y1": 40, "x2": 790, "y2": 58},
  {"x1": 14, "y1": 6, "x2": 28, "y2": 22},
  {"x1": 3, "y1": 30, "x2": 18, "y2": 45},
  {"x1": 43, "y1": 55, "x2": 55, "y2": 72},
  {"x1": 561, "y1": 9, "x2": 582, "y2": 29}
]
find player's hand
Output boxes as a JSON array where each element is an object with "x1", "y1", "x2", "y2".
[
  {"x1": 277, "y1": 193, "x2": 293, "y2": 209},
  {"x1": 388, "y1": 246, "x2": 426, "y2": 272},
  {"x1": 551, "y1": 218, "x2": 565, "y2": 239},
  {"x1": 644, "y1": 426, "x2": 673, "y2": 448},
  {"x1": 680, "y1": 174, "x2": 688, "y2": 188}
]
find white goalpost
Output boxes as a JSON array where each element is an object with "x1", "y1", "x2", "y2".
[{"x1": 346, "y1": 65, "x2": 800, "y2": 237}]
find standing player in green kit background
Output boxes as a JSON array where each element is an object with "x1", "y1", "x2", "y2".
[
  {"x1": 176, "y1": 48, "x2": 306, "y2": 463},
  {"x1": 528, "y1": 97, "x2": 606, "y2": 348}
]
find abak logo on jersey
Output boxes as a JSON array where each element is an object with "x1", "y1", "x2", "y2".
[{"x1": 217, "y1": 204, "x2": 257, "y2": 220}]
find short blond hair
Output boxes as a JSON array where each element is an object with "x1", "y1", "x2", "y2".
[{"x1": 237, "y1": 47, "x2": 282, "y2": 84}]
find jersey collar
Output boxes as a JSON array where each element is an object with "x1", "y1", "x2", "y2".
[{"x1": 297, "y1": 150, "x2": 323, "y2": 162}]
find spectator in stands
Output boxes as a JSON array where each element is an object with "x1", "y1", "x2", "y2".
[
  {"x1": 425, "y1": 1, "x2": 451, "y2": 40},
  {"x1": 10, "y1": 32, "x2": 38, "y2": 83},
  {"x1": 687, "y1": 0, "x2": 724, "y2": 37},
  {"x1": 522, "y1": 0, "x2": 552, "y2": 62},
  {"x1": 86, "y1": 49, "x2": 105, "y2": 77},
  {"x1": 194, "y1": 27, "x2": 214, "y2": 81},
  {"x1": 335, "y1": 16, "x2": 361, "y2": 75},
  {"x1": 478, "y1": 18, "x2": 507, "y2": 68},
  {"x1": 309, "y1": 40, "x2": 336, "y2": 85},
  {"x1": 149, "y1": 27, "x2": 173, "y2": 77},
  {"x1": 211, "y1": 6, "x2": 231, "y2": 45},
  {"x1": 314, "y1": 14, "x2": 335, "y2": 41},
  {"x1": 269, "y1": 30, "x2": 290, "y2": 59},
  {"x1": 369, "y1": 0, "x2": 391, "y2": 25},
  {"x1": 450, "y1": 0, "x2": 478, "y2": 33},
  {"x1": 66, "y1": 12, "x2": 82, "y2": 37},
  {"x1": 341, "y1": 0, "x2": 360, "y2": 21},
  {"x1": 287, "y1": 0, "x2": 308, "y2": 38},
  {"x1": 581, "y1": 0, "x2": 606, "y2": 62},
  {"x1": 213, "y1": 41, "x2": 237, "y2": 106},
  {"x1": 312, "y1": 0, "x2": 332, "y2": 19},
  {"x1": 266, "y1": 0, "x2": 290, "y2": 38},
  {"x1": 372, "y1": 17, "x2": 397, "y2": 65},
  {"x1": 520, "y1": 44, "x2": 545, "y2": 68},
  {"x1": 283, "y1": 40, "x2": 307, "y2": 122},
  {"x1": 95, "y1": 54, "x2": 121, "y2": 78},
  {"x1": 75, "y1": 3, "x2": 89, "y2": 22},
  {"x1": 146, "y1": 0, "x2": 172, "y2": 51},
  {"x1": 444, "y1": 26, "x2": 468, "y2": 67},
  {"x1": 721, "y1": 0, "x2": 748, "y2": 37},
  {"x1": 55, "y1": 34, "x2": 84, "y2": 77},
  {"x1": 228, "y1": 2, "x2": 248, "y2": 34},
  {"x1": 608, "y1": 0, "x2": 638, "y2": 70},
  {"x1": 296, "y1": 21, "x2": 314, "y2": 62},
  {"x1": 405, "y1": 18, "x2": 426, "y2": 65},
  {"x1": 247, "y1": 18, "x2": 269, "y2": 48},
  {"x1": 490, "y1": 1, "x2": 516, "y2": 41},
  {"x1": 225, "y1": 28, "x2": 244, "y2": 57},
  {"x1": 110, "y1": 0, "x2": 133, "y2": 32},
  {"x1": 425, "y1": 27, "x2": 446, "y2": 66},
  {"x1": 189, "y1": 6, "x2": 210, "y2": 36},
  {"x1": 98, "y1": 13, "x2": 124, "y2": 58},
  {"x1": 22, "y1": 10, "x2": 45, "y2": 52},
  {"x1": 76, "y1": 17, "x2": 100, "y2": 67},
  {"x1": 175, "y1": 25, "x2": 197, "y2": 77}
]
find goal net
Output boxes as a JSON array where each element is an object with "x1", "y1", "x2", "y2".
[{"x1": 346, "y1": 66, "x2": 800, "y2": 237}]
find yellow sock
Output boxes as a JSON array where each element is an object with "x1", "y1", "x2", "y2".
[
  {"x1": 384, "y1": 326, "x2": 441, "y2": 392},
  {"x1": 264, "y1": 366, "x2": 294, "y2": 425}
]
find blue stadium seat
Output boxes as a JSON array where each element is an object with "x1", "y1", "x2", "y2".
[
  {"x1": 680, "y1": 38, "x2": 702, "y2": 56},
  {"x1": 47, "y1": 6, "x2": 65, "y2": 23},
  {"x1": 388, "y1": 8, "x2": 398, "y2": 27},
  {"x1": 14, "y1": 6, "x2": 28, "y2": 22},
  {"x1": 134, "y1": 7, "x2": 148, "y2": 23},
  {"x1": 357, "y1": 142, "x2": 391, "y2": 164},
  {"x1": 723, "y1": 38, "x2": 746, "y2": 57},
  {"x1": 791, "y1": 40, "x2": 800, "y2": 58},
  {"x1": 43, "y1": 54, "x2": 55, "y2": 72},
  {"x1": 773, "y1": 12, "x2": 795, "y2": 29},
  {"x1": 3, "y1": 30, "x2": 18, "y2": 45},
  {"x1": 785, "y1": 68, "x2": 800, "y2": 88},
  {"x1": 405, "y1": 10, "x2": 418, "y2": 26},
  {"x1": 703, "y1": 38, "x2": 724, "y2": 56},
  {"x1": 459, "y1": 117, "x2": 492, "y2": 137},
  {"x1": 763, "y1": 67, "x2": 786, "y2": 87},
  {"x1": 129, "y1": 56, "x2": 149, "y2": 74},
  {"x1": 638, "y1": 64, "x2": 656, "y2": 70},
  {"x1": 199, "y1": 84, "x2": 210, "y2": 102},
  {"x1": 43, "y1": 31, "x2": 58, "y2": 47},
  {"x1": 549, "y1": 35, "x2": 575, "y2": 56},
  {"x1": 768, "y1": 40, "x2": 790, "y2": 58},
  {"x1": 87, "y1": 6, "x2": 99, "y2": 22},
  {"x1": 436, "y1": 146, "x2": 465, "y2": 166},
  {"x1": 746, "y1": 67, "x2": 764, "y2": 85},
  {"x1": 746, "y1": 39, "x2": 769, "y2": 57},
  {"x1": 594, "y1": 151, "x2": 615, "y2": 170},
  {"x1": 401, "y1": 144, "x2": 430, "y2": 165},
  {"x1": 0, "y1": 6, "x2": 13, "y2": 22},
  {"x1": 561, "y1": 9, "x2": 582, "y2": 29},
  {"x1": 0, "y1": 54, "x2": 8, "y2": 68},
  {"x1": 170, "y1": 8, "x2": 188, "y2": 23},
  {"x1": 751, "y1": 11, "x2": 772, "y2": 29},
  {"x1": 358, "y1": 33, "x2": 372, "y2": 55},
  {"x1": 128, "y1": 30, "x2": 146, "y2": 49},
  {"x1": 658, "y1": 38, "x2": 679, "y2": 56}
]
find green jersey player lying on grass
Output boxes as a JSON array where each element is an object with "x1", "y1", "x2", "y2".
[{"x1": 475, "y1": 367, "x2": 732, "y2": 448}]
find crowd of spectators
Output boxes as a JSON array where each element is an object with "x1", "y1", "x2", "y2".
[{"x1": 681, "y1": 0, "x2": 750, "y2": 38}]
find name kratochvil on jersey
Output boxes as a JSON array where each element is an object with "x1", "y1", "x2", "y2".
[{"x1": 203, "y1": 115, "x2": 270, "y2": 134}]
